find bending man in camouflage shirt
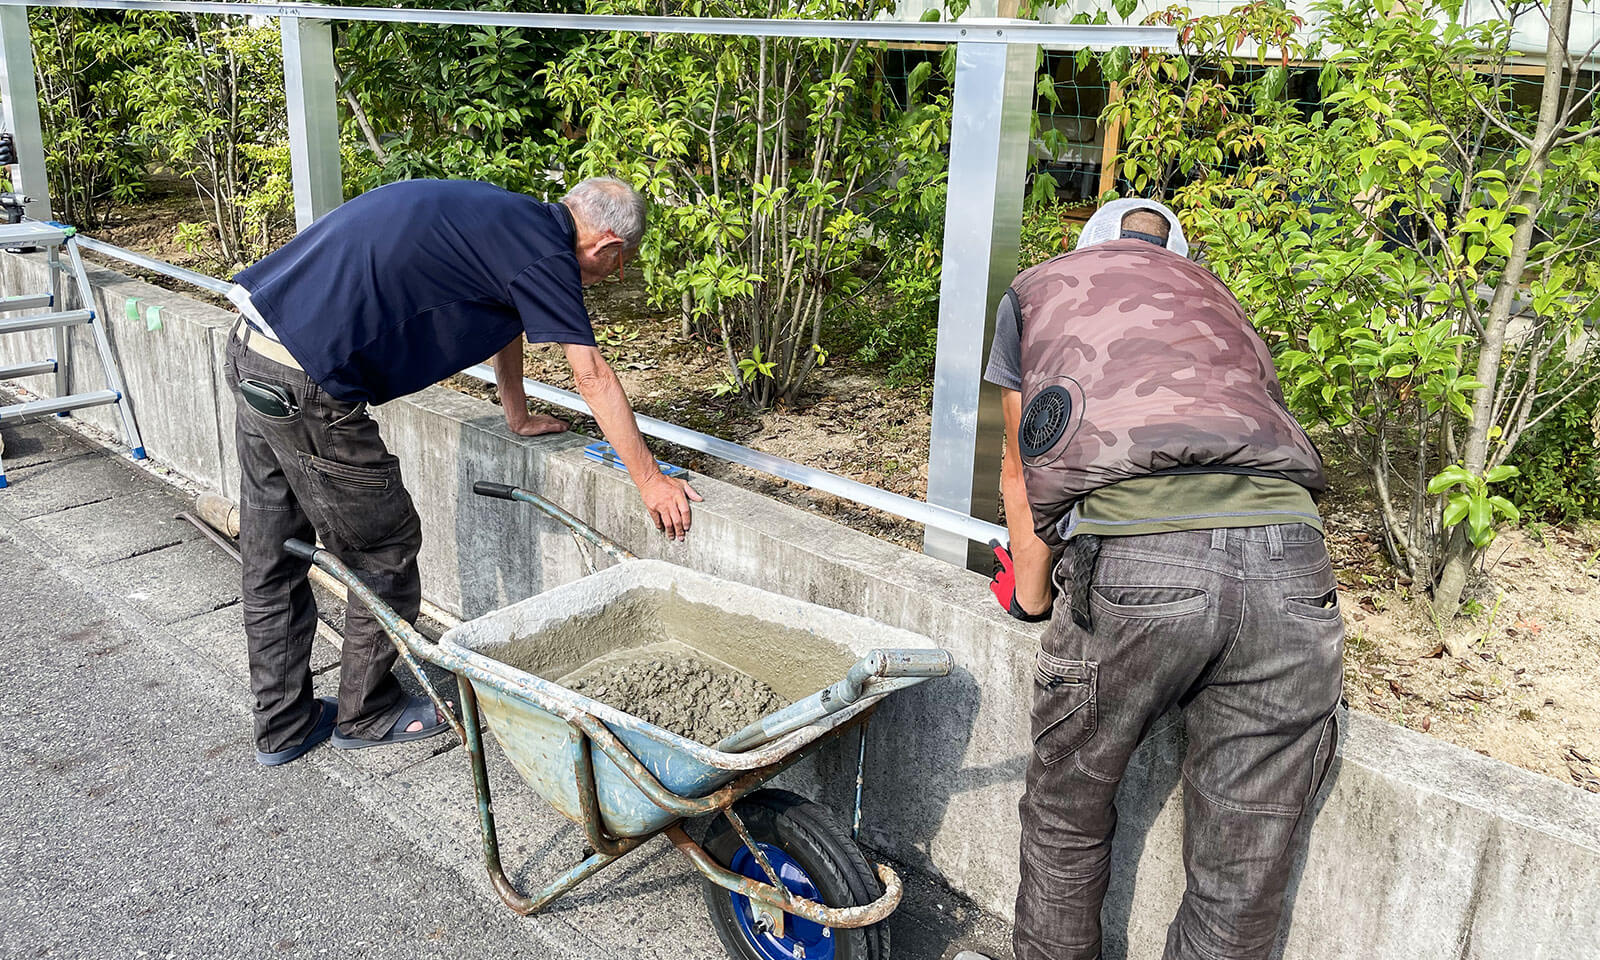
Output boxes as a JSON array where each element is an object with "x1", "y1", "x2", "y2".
[{"x1": 984, "y1": 199, "x2": 1343, "y2": 960}]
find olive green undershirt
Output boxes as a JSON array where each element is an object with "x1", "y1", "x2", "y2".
[{"x1": 1066, "y1": 474, "x2": 1324, "y2": 539}]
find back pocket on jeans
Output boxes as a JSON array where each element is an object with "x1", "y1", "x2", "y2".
[{"x1": 1032, "y1": 652, "x2": 1097, "y2": 765}]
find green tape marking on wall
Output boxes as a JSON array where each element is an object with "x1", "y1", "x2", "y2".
[
  {"x1": 125, "y1": 298, "x2": 141, "y2": 322},
  {"x1": 146, "y1": 305, "x2": 164, "y2": 332}
]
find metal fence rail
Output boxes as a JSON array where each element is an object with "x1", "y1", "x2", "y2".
[
  {"x1": 8, "y1": 0, "x2": 1175, "y2": 45},
  {"x1": 0, "y1": 0, "x2": 1175, "y2": 565}
]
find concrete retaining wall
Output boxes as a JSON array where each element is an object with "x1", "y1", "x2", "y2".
[{"x1": 4, "y1": 251, "x2": 1597, "y2": 959}]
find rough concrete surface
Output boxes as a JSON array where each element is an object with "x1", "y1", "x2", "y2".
[
  {"x1": 0, "y1": 415, "x2": 1012, "y2": 960},
  {"x1": 559, "y1": 642, "x2": 786, "y2": 745}
]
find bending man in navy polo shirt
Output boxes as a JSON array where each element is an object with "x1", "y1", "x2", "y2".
[{"x1": 225, "y1": 177, "x2": 700, "y2": 766}]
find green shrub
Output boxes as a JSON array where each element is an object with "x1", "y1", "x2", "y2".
[
  {"x1": 1502, "y1": 379, "x2": 1600, "y2": 524},
  {"x1": 337, "y1": 0, "x2": 584, "y2": 195},
  {"x1": 546, "y1": 0, "x2": 954, "y2": 407},
  {"x1": 123, "y1": 15, "x2": 292, "y2": 267},
  {"x1": 845, "y1": 197, "x2": 1077, "y2": 389},
  {"x1": 1018, "y1": 197, "x2": 1076, "y2": 268},
  {"x1": 31, "y1": 9, "x2": 152, "y2": 228},
  {"x1": 845, "y1": 234, "x2": 942, "y2": 389}
]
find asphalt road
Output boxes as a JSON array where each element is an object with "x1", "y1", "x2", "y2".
[{"x1": 0, "y1": 527, "x2": 560, "y2": 959}]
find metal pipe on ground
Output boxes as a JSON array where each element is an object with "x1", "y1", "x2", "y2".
[
  {"x1": 177, "y1": 509, "x2": 345, "y2": 651},
  {"x1": 193, "y1": 492, "x2": 463, "y2": 630}
]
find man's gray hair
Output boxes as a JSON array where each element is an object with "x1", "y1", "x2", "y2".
[{"x1": 562, "y1": 177, "x2": 647, "y2": 250}]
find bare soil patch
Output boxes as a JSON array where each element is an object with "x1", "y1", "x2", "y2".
[
  {"x1": 445, "y1": 274, "x2": 932, "y2": 550},
  {"x1": 1324, "y1": 483, "x2": 1600, "y2": 793},
  {"x1": 77, "y1": 178, "x2": 243, "y2": 311},
  {"x1": 72, "y1": 190, "x2": 1600, "y2": 794}
]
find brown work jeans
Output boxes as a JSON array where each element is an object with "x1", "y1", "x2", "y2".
[
  {"x1": 1015, "y1": 524, "x2": 1343, "y2": 960},
  {"x1": 226, "y1": 323, "x2": 422, "y2": 754}
]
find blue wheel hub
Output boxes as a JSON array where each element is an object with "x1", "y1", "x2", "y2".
[{"x1": 728, "y1": 842, "x2": 835, "y2": 960}]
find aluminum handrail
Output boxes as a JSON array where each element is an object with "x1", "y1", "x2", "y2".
[
  {"x1": 72, "y1": 235, "x2": 1010, "y2": 544},
  {"x1": 2, "y1": 0, "x2": 1176, "y2": 49},
  {"x1": 76, "y1": 236, "x2": 233, "y2": 295}
]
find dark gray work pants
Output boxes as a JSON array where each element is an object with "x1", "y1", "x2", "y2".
[
  {"x1": 1015, "y1": 524, "x2": 1343, "y2": 960},
  {"x1": 226, "y1": 324, "x2": 421, "y2": 753}
]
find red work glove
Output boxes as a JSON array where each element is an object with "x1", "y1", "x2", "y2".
[{"x1": 989, "y1": 540, "x2": 1051, "y2": 623}]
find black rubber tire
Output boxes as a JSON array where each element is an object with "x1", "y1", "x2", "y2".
[{"x1": 701, "y1": 789, "x2": 889, "y2": 960}]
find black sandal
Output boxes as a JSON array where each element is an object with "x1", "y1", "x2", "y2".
[{"x1": 332, "y1": 695, "x2": 452, "y2": 750}]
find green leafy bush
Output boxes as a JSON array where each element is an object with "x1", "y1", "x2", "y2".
[
  {"x1": 843, "y1": 196, "x2": 1074, "y2": 389},
  {"x1": 30, "y1": 9, "x2": 152, "y2": 227},
  {"x1": 336, "y1": 0, "x2": 584, "y2": 195},
  {"x1": 1501, "y1": 379, "x2": 1600, "y2": 524},
  {"x1": 123, "y1": 15, "x2": 293, "y2": 267},
  {"x1": 1116, "y1": 0, "x2": 1600, "y2": 618},
  {"x1": 845, "y1": 233, "x2": 942, "y2": 389},
  {"x1": 545, "y1": 0, "x2": 957, "y2": 407}
]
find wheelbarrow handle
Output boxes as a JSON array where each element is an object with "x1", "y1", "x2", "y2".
[
  {"x1": 471, "y1": 478, "x2": 636, "y2": 564},
  {"x1": 717, "y1": 647, "x2": 953, "y2": 753},
  {"x1": 282, "y1": 537, "x2": 467, "y2": 744},
  {"x1": 472, "y1": 481, "x2": 518, "y2": 500}
]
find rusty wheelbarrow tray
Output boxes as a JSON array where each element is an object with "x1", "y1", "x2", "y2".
[{"x1": 284, "y1": 480, "x2": 951, "y2": 954}]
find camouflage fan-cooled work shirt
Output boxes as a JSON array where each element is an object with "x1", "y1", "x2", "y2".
[{"x1": 986, "y1": 240, "x2": 1325, "y2": 545}]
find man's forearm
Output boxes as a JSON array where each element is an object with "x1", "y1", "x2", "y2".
[
  {"x1": 493, "y1": 339, "x2": 528, "y2": 414},
  {"x1": 1000, "y1": 388, "x2": 1053, "y2": 615},
  {"x1": 1002, "y1": 465, "x2": 1054, "y2": 613},
  {"x1": 574, "y1": 363, "x2": 659, "y2": 484}
]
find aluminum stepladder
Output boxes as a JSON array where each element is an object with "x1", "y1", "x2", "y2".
[{"x1": 0, "y1": 219, "x2": 145, "y2": 487}]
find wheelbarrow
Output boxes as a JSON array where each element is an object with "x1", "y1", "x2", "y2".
[{"x1": 285, "y1": 479, "x2": 952, "y2": 960}]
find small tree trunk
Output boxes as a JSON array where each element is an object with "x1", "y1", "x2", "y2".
[{"x1": 1432, "y1": 0, "x2": 1570, "y2": 621}]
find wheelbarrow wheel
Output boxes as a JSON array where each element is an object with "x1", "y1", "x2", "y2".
[{"x1": 701, "y1": 788, "x2": 888, "y2": 960}]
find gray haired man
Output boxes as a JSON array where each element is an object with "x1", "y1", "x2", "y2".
[{"x1": 226, "y1": 177, "x2": 699, "y2": 766}]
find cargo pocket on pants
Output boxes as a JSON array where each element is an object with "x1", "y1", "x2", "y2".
[
  {"x1": 1032, "y1": 652, "x2": 1097, "y2": 766},
  {"x1": 1305, "y1": 710, "x2": 1340, "y2": 809},
  {"x1": 298, "y1": 453, "x2": 412, "y2": 551}
]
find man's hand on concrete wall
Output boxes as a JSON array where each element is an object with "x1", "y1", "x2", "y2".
[
  {"x1": 638, "y1": 472, "x2": 701, "y2": 541},
  {"x1": 493, "y1": 339, "x2": 571, "y2": 436}
]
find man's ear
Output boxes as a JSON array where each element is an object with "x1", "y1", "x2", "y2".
[{"x1": 583, "y1": 230, "x2": 624, "y2": 259}]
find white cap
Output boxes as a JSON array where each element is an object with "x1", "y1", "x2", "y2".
[{"x1": 1075, "y1": 197, "x2": 1189, "y2": 259}]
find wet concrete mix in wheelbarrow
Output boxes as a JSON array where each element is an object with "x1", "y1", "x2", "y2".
[{"x1": 559, "y1": 644, "x2": 786, "y2": 745}]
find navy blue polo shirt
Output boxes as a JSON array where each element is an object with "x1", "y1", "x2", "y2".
[{"x1": 234, "y1": 179, "x2": 595, "y2": 404}]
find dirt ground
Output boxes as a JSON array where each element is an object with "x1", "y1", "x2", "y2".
[
  {"x1": 74, "y1": 187, "x2": 1599, "y2": 795},
  {"x1": 1330, "y1": 520, "x2": 1600, "y2": 792},
  {"x1": 444, "y1": 275, "x2": 934, "y2": 551}
]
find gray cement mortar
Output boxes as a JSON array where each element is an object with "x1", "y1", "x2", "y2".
[
  {"x1": 558, "y1": 640, "x2": 786, "y2": 744},
  {"x1": 462, "y1": 583, "x2": 854, "y2": 703}
]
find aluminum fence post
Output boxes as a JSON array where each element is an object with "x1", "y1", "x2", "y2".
[
  {"x1": 280, "y1": 15, "x2": 342, "y2": 229},
  {"x1": 0, "y1": 4, "x2": 52, "y2": 220},
  {"x1": 923, "y1": 38, "x2": 1035, "y2": 568}
]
